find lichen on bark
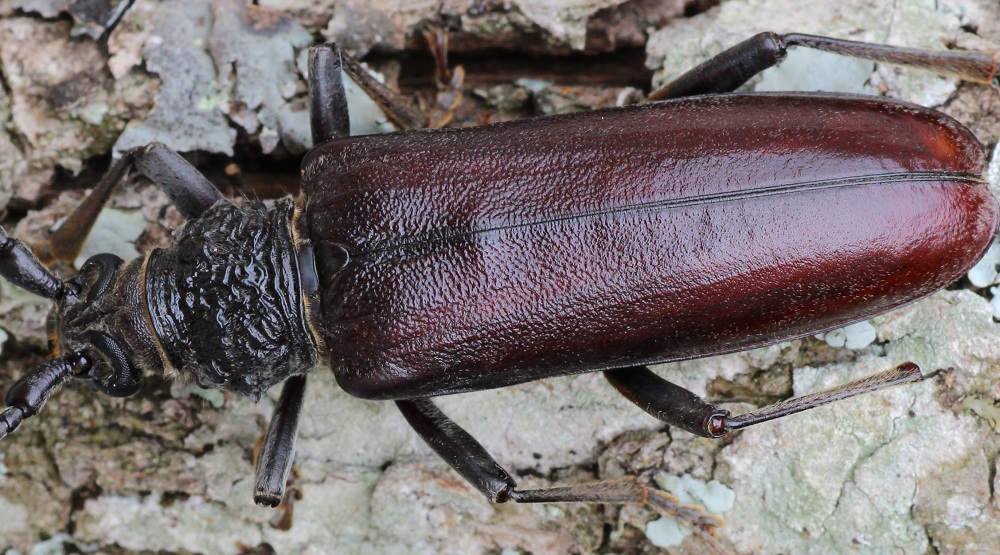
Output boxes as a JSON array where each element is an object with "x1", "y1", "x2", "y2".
[{"x1": 2, "y1": 1, "x2": 1000, "y2": 554}]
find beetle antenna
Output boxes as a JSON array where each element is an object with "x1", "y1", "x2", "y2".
[
  {"x1": 0, "y1": 225, "x2": 65, "y2": 300},
  {"x1": 0, "y1": 352, "x2": 93, "y2": 440},
  {"x1": 726, "y1": 362, "x2": 922, "y2": 431}
]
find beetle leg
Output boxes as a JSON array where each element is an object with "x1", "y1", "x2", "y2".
[
  {"x1": 308, "y1": 35, "x2": 464, "y2": 134},
  {"x1": 318, "y1": 44, "x2": 429, "y2": 131},
  {"x1": 648, "y1": 31, "x2": 999, "y2": 101},
  {"x1": 425, "y1": 28, "x2": 453, "y2": 91},
  {"x1": 423, "y1": 28, "x2": 465, "y2": 129},
  {"x1": 131, "y1": 143, "x2": 226, "y2": 219},
  {"x1": 32, "y1": 143, "x2": 225, "y2": 266},
  {"x1": 254, "y1": 375, "x2": 307, "y2": 507},
  {"x1": 724, "y1": 362, "x2": 922, "y2": 431},
  {"x1": 31, "y1": 149, "x2": 139, "y2": 265},
  {"x1": 647, "y1": 32, "x2": 790, "y2": 101},
  {"x1": 396, "y1": 398, "x2": 517, "y2": 502},
  {"x1": 308, "y1": 45, "x2": 351, "y2": 144},
  {"x1": 605, "y1": 366, "x2": 730, "y2": 438},
  {"x1": 606, "y1": 362, "x2": 922, "y2": 436},
  {"x1": 396, "y1": 399, "x2": 724, "y2": 534},
  {"x1": 509, "y1": 479, "x2": 726, "y2": 537}
]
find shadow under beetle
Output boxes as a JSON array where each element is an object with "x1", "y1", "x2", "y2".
[{"x1": 0, "y1": 32, "x2": 998, "y2": 535}]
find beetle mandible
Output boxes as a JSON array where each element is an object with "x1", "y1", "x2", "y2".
[{"x1": 0, "y1": 29, "x2": 998, "y2": 542}]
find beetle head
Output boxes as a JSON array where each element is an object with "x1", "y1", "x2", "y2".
[
  {"x1": 0, "y1": 230, "x2": 170, "y2": 441},
  {"x1": 49, "y1": 253, "x2": 162, "y2": 398}
]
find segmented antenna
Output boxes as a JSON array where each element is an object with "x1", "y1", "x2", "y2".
[
  {"x1": 0, "y1": 226, "x2": 64, "y2": 300},
  {"x1": 0, "y1": 352, "x2": 92, "y2": 440}
]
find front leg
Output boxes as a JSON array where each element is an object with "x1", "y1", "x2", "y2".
[
  {"x1": 33, "y1": 142, "x2": 226, "y2": 266},
  {"x1": 307, "y1": 43, "x2": 429, "y2": 134}
]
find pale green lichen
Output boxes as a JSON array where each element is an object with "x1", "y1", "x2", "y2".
[
  {"x1": 968, "y1": 240, "x2": 1000, "y2": 288},
  {"x1": 818, "y1": 321, "x2": 878, "y2": 350},
  {"x1": 755, "y1": 48, "x2": 875, "y2": 94},
  {"x1": 644, "y1": 517, "x2": 686, "y2": 548},
  {"x1": 70, "y1": 208, "x2": 145, "y2": 268},
  {"x1": 643, "y1": 474, "x2": 735, "y2": 546},
  {"x1": 72, "y1": 103, "x2": 110, "y2": 127}
]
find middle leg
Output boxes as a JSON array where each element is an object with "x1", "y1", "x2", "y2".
[{"x1": 395, "y1": 398, "x2": 724, "y2": 532}]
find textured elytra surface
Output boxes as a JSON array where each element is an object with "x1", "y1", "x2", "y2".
[
  {"x1": 305, "y1": 95, "x2": 995, "y2": 401},
  {"x1": 1, "y1": 1, "x2": 1000, "y2": 555}
]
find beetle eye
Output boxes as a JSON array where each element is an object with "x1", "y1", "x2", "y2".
[
  {"x1": 84, "y1": 331, "x2": 142, "y2": 398},
  {"x1": 77, "y1": 253, "x2": 123, "y2": 302}
]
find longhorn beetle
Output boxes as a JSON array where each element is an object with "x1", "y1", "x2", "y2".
[{"x1": 0, "y1": 32, "x2": 997, "y2": 540}]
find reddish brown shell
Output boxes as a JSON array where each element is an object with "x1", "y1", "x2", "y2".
[{"x1": 301, "y1": 93, "x2": 998, "y2": 399}]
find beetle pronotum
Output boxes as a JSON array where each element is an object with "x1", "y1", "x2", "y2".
[{"x1": 1, "y1": 11, "x2": 999, "y2": 554}]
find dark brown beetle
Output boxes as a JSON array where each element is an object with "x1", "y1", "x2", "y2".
[{"x1": 0, "y1": 32, "x2": 997, "y2": 539}]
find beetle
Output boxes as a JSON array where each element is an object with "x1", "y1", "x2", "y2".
[{"x1": 0, "y1": 28, "x2": 997, "y2": 544}]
